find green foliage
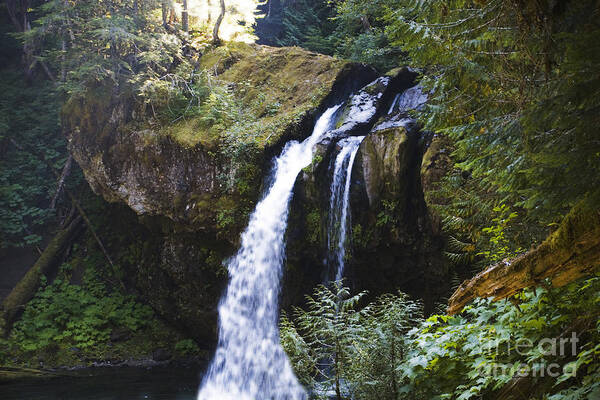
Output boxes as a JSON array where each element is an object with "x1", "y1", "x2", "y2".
[
  {"x1": 375, "y1": 200, "x2": 397, "y2": 228},
  {"x1": 346, "y1": 292, "x2": 423, "y2": 400},
  {"x1": 281, "y1": 282, "x2": 423, "y2": 399},
  {"x1": 431, "y1": 172, "x2": 495, "y2": 272},
  {"x1": 479, "y1": 204, "x2": 525, "y2": 263},
  {"x1": 11, "y1": 262, "x2": 153, "y2": 352},
  {"x1": 174, "y1": 339, "x2": 200, "y2": 356},
  {"x1": 350, "y1": 223, "x2": 369, "y2": 249},
  {"x1": 305, "y1": 209, "x2": 322, "y2": 245},
  {"x1": 302, "y1": 154, "x2": 323, "y2": 174},
  {"x1": 400, "y1": 275, "x2": 600, "y2": 400},
  {"x1": 280, "y1": 282, "x2": 369, "y2": 398},
  {"x1": 0, "y1": 69, "x2": 64, "y2": 248},
  {"x1": 429, "y1": 165, "x2": 545, "y2": 281},
  {"x1": 216, "y1": 208, "x2": 236, "y2": 231},
  {"x1": 266, "y1": 0, "x2": 337, "y2": 54},
  {"x1": 25, "y1": 0, "x2": 181, "y2": 97},
  {"x1": 258, "y1": 0, "x2": 402, "y2": 70},
  {"x1": 386, "y1": 0, "x2": 600, "y2": 220},
  {"x1": 283, "y1": 276, "x2": 600, "y2": 400},
  {"x1": 328, "y1": 0, "x2": 402, "y2": 70},
  {"x1": 139, "y1": 66, "x2": 212, "y2": 123}
]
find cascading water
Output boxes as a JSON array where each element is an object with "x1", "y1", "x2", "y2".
[
  {"x1": 197, "y1": 105, "x2": 341, "y2": 400},
  {"x1": 327, "y1": 136, "x2": 364, "y2": 281},
  {"x1": 390, "y1": 84, "x2": 427, "y2": 113},
  {"x1": 374, "y1": 84, "x2": 428, "y2": 132}
]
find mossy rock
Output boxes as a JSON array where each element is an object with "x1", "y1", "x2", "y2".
[{"x1": 64, "y1": 42, "x2": 370, "y2": 240}]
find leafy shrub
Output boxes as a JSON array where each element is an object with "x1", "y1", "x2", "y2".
[
  {"x1": 174, "y1": 339, "x2": 200, "y2": 356},
  {"x1": 12, "y1": 263, "x2": 154, "y2": 352},
  {"x1": 282, "y1": 276, "x2": 600, "y2": 400},
  {"x1": 0, "y1": 70, "x2": 65, "y2": 248},
  {"x1": 281, "y1": 282, "x2": 423, "y2": 399},
  {"x1": 280, "y1": 282, "x2": 368, "y2": 398},
  {"x1": 400, "y1": 275, "x2": 600, "y2": 400}
]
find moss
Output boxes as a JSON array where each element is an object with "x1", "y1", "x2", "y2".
[
  {"x1": 546, "y1": 193, "x2": 600, "y2": 252},
  {"x1": 302, "y1": 154, "x2": 323, "y2": 174},
  {"x1": 162, "y1": 119, "x2": 221, "y2": 150},
  {"x1": 384, "y1": 67, "x2": 404, "y2": 77},
  {"x1": 305, "y1": 209, "x2": 322, "y2": 245},
  {"x1": 168, "y1": 43, "x2": 347, "y2": 149}
]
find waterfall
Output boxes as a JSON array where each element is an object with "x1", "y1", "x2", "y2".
[
  {"x1": 327, "y1": 136, "x2": 364, "y2": 281},
  {"x1": 197, "y1": 105, "x2": 341, "y2": 400}
]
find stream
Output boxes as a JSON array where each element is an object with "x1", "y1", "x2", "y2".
[{"x1": 0, "y1": 366, "x2": 201, "y2": 400}]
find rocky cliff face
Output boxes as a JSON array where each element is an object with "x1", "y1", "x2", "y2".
[
  {"x1": 283, "y1": 73, "x2": 447, "y2": 313},
  {"x1": 64, "y1": 43, "x2": 376, "y2": 236},
  {"x1": 65, "y1": 43, "x2": 448, "y2": 345}
]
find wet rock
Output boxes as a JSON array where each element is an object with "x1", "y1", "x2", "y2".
[
  {"x1": 64, "y1": 45, "x2": 376, "y2": 346},
  {"x1": 64, "y1": 44, "x2": 374, "y2": 236},
  {"x1": 284, "y1": 72, "x2": 448, "y2": 314},
  {"x1": 152, "y1": 348, "x2": 172, "y2": 362},
  {"x1": 359, "y1": 125, "x2": 413, "y2": 207}
]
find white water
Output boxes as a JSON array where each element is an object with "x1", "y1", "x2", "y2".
[
  {"x1": 375, "y1": 84, "x2": 428, "y2": 132},
  {"x1": 197, "y1": 105, "x2": 341, "y2": 400},
  {"x1": 388, "y1": 84, "x2": 427, "y2": 115},
  {"x1": 327, "y1": 136, "x2": 365, "y2": 281}
]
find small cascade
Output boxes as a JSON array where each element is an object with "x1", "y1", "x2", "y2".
[
  {"x1": 197, "y1": 105, "x2": 341, "y2": 400},
  {"x1": 387, "y1": 93, "x2": 401, "y2": 114},
  {"x1": 391, "y1": 84, "x2": 427, "y2": 113},
  {"x1": 374, "y1": 84, "x2": 428, "y2": 132},
  {"x1": 327, "y1": 136, "x2": 364, "y2": 281}
]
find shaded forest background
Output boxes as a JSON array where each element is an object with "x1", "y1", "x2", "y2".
[{"x1": 1, "y1": 0, "x2": 599, "y2": 398}]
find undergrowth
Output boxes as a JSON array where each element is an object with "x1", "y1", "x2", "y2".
[
  {"x1": 0, "y1": 258, "x2": 198, "y2": 368},
  {"x1": 282, "y1": 276, "x2": 600, "y2": 400}
]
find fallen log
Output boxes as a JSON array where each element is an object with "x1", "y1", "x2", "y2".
[
  {"x1": 0, "y1": 216, "x2": 83, "y2": 336},
  {"x1": 0, "y1": 366, "x2": 68, "y2": 382},
  {"x1": 448, "y1": 199, "x2": 600, "y2": 315}
]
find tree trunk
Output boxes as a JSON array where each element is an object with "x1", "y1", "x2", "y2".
[
  {"x1": 212, "y1": 0, "x2": 225, "y2": 45},
  {"x1": 22, "y1": 10, "x2": 35, "y2": 82},
  {"x1": 360, "y1": 15, "x2": 372, "y2": 32},
  {"x1": 5, "y1": 0, "x2": 25, "y2": 32},
  {"x1": 448, "y1": 199, "x2": 600, "y2": 315},
  {"x1": 0, "y1": 216, "x2": 83, "y2": 336},
  {"x1": 50, "y1": 155, "x2": 73, "y2": 209},
  {"x1": 161, "y1": 0, "x2": 168, "y2": 25},
  {"x1": 182, "y1": 0, "x2": 189, "y2": 32}
]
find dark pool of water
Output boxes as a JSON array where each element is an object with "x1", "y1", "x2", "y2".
[{"x1": 0, "y1": 366, "x2": 201, "y2": 400}]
